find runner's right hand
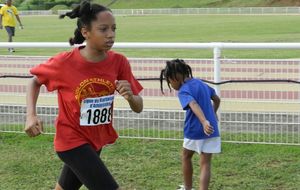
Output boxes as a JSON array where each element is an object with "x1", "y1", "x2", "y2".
[
  {"x1": 25, "y1": 116, "x2": 44, "y2": 137},
  {"x1": 203, "y1": 120, "x2": 214, "y2": 136}
]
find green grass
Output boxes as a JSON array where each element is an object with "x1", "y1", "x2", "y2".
[
  {"x1": 1, "y1": 133, "x2": 300, "y2": 190},
  {"x1": 1, "y1": 15, "x2": 300, "y2": 58}
]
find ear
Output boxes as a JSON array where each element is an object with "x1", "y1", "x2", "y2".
[{"x1": 81, "y1": 27, "x2": 89, "y2": 39}]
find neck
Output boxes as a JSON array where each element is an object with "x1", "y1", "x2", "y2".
[
  {"x1": 80, "y1": 46, "x2": 107, "y2": 63},
  {"x1": 184, "y1": 77, "x2": 192, "y2": 82}
]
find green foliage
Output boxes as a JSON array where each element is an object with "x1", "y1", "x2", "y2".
[
  {"x1": 11, "y1": 0, "x2": 23, "y2": 7},
  {"x1": 15, "y1": 0, "x2": 80, "y2": 10},
  {"x1": 13, "y1": 0, "x2": 300, "y2": 10}
]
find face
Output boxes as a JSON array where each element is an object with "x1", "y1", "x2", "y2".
[
  {"x1": 6, "y1": 0, "x2": 12, "y2": 6},
  {"x1": 82, "y1": 11, "x2": 116, "y2": 51}
]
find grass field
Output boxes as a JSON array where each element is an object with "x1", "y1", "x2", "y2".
[
  {"x1": 1, "y1": 15, "x2": 300, "y2": 58},
  {"x1": 1, "y1": 133, "x2": 300, "y2": 190}
]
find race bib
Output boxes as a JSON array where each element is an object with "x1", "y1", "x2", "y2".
[{"x1": 80, "y1": 95, "x2": 114, "y2": 126}]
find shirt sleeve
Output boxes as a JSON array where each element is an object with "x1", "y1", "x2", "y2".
[
  {"x1": 207, "y1": 85, "x2": 216, "y2": 97},
  {"x1": 30, "y1": 56, "x2": 62, "y2": 92},
  {"x1": 13, "y1": 7, "x2": 18, "y2": 15},
  {"x1": 178, "y1": 88, "x2": 194, "y2": 110},
  {"x1": 117, "y1": 55, "x2": 143, "y2": 95}
]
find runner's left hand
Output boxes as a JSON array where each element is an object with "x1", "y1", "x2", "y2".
[{"x1": 115, "y1": 80, "x2": 133, "y2": 101}]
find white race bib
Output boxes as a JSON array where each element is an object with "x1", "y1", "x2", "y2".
[{"x1": 80, "y1": 95, "x2": 114, "y2": 126}]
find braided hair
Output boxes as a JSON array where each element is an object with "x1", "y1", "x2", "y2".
[
  {"x1": 160, "y1": 59, "x2": 193, "y2": 93},
  {"x1": 59, "y1": 0, "x2": 112, "y2": 45}
]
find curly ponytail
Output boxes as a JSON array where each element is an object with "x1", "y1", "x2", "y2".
[{"x1": 69, "y1": 27, "x2": 85, "y2": 45}]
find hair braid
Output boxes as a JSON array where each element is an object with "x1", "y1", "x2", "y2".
[{"x1": 160, "y1": 59, "x2": 193, "y2": 94}]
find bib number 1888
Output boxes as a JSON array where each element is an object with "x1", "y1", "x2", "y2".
[
  {"x1": 80, "y1": 95, "x2": 114, "y2": 126},
  {"x1": 86, "y1": 107, "x2": 112, "y2": 125}
]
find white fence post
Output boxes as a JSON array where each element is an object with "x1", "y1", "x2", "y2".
[
  {"x1": 213, "y1": 47, "x2": 221, "y2": 96},
  {"x1": 213, "y1": 47, "x2": 222, "y2": 128}
]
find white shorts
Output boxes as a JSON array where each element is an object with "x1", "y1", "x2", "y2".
[{"x1": 183, "y1": 137, "x2": 221, "y2": 154}]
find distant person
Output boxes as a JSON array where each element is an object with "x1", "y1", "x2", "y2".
[
  {"x1": 160, "y1": 59, "x2": 221, "y2": 190},
  {"x1": 0, "y1": 0, "x2": 23, "y2": 52},
  {"x1": 24, "y1": 1, "x2": 143, "y2": 189}
]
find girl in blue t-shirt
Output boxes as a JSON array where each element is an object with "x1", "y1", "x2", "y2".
[{"x1": 160, "y1": 59, "x2": 221, "y2": 190}]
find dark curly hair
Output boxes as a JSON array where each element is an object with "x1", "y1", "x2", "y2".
[{"x1": 160, "y1": 59, "x2": 193, "y2": 94}]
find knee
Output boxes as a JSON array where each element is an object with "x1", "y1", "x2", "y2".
[
  {"x1": 182, "y1": 149, "x2": 194, "y2": 160},
  {"x1": 54, "y1": 183, "x2": 64, "y2": 190}
]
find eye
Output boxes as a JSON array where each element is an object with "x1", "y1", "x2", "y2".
[{"x1": 99, "y1": 28, "x2": 107, "y2": 32}]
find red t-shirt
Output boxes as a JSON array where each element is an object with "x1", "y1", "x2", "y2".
[{"x1": 30, "y1": 47, "x2": 143, "y2": 152}]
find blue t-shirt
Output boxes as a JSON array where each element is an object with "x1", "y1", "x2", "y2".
[{"x1": 178, "y1": 78, "x2": 220, "y2": 139}]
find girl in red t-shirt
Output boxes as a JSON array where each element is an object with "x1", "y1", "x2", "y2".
[{"x1": 25, "y1": 1, "x2": 143, "y2": 190}]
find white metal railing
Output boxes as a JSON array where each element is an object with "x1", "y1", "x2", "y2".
[
  {"x1": 2, "y1": 42, "x2": 300, "y2": 49},
  {"x1": 1, "y1": 42, "x2": 300, "y2": 95},
  {"x1": 112, "y1": 7, "x2": 300, "y2": 15},
  {"x1": 0, "y1": 42, "x2": 300, "y2": 145},
  {"x1": 18, "y1": 7, "x2": 300, "y2": 16},
  {"x1": 56, "y1": 7, "x2": 300, "y2": 16},
  {"x1": 19, "y1": 10, "x2": 53, "y2": 15}
]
